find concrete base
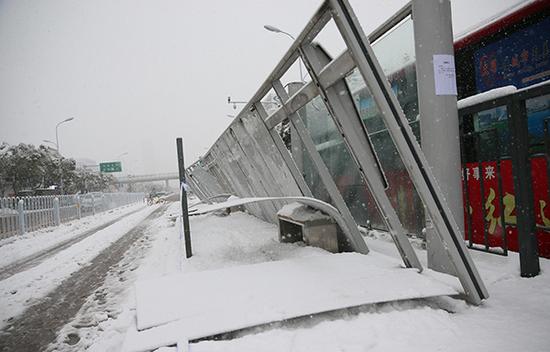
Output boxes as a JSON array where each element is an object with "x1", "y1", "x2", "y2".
[{"x1": 278, "y1": 203, "x2": 339, "y2": 253}]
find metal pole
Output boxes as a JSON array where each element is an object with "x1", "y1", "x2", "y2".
[
  {"x1": 413, "y1": 0, "x2": 463, "y2": 275},
  {"x1": 56, "y1": 124, "x2": 60, "y2": 154},
  {"x1": 509, "y1": 100, "x2": 539, "y2": 276},
  {"x1": 55, "y1": 124, "x2": 63, "y2": 194},
  {"x1": 177, "y1": 137, "x2": 192, "y2": 258},
  {"x1": 264, "y1": 26, "x2": 304, "y2": 82},
  {"x1": 281, "y1": 32, "x2": 304, "y2": 82},
  {"x1": 54, "y1": 117, "x2": 74, "y2": 194}
]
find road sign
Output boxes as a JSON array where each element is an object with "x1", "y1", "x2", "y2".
[{"x1": 99, "y1": 161, "x2": 122, "y2": 173}]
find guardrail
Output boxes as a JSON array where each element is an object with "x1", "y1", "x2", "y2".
[
  {"x1": 114, "y1": 173, "x2": 179, "y2": 184},
  {"x1": 0, "y1": 192, "x2": 145, "y2": 240}
]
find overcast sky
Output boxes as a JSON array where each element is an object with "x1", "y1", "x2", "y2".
[{"x1": 0, "y1": 0, "x2": 523, "y2": 175}]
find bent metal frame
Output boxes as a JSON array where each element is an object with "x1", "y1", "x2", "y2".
[{"x1": 186, "y1": 0, "x2": 489, "y2": 305}]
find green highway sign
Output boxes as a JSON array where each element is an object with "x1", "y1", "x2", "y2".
[{"x1": 99, "y1": 161, "x2": 122, "y2": 173}]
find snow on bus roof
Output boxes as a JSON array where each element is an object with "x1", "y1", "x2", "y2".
[{"x1": 454, "y1": 0, "x2": 545, "y2": 50}]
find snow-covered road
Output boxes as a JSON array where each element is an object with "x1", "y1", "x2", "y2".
[
  {"x1": 0, "y1": 202, "x2": 147, "y2": 270},
  {"x1": 1, "y1": 202, "x2": 549, "y2": 352},
  {"x1": 0, "y1": 203, "x2": 166, "y2": 351}
]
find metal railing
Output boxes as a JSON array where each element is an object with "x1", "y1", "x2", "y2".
[
  {"x1": 458, "y1": 82, "x2": 550, "y2": 273},
  {"x1": 0, "y1": 192, "x2": 145, "y2": 239}
]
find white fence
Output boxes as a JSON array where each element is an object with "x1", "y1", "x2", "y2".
[{"x1": 0, "y1": 192, "x2": 145, "y2": 239}]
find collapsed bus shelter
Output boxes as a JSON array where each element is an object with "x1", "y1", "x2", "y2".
[{"x1": 185, "y1": 0, "x2": 488, "y2": 305}]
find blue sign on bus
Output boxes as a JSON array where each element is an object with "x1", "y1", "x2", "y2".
[{"x1": 474, "y1": 16, "x2": 550, "y2": 93}]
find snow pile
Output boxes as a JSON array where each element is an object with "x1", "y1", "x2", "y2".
[
  {"x1": 22, "y1": 205, "x2": 550, "y2": 352},
  {"x1": 180, "y1": 211, "x2": 327, "y2": 272},
  {"x1": 457, "y1": 85, "x2": 516, "y2": 109},
  {"x1": 277, "y1": 202, "x2": 330, "y2": 222}
]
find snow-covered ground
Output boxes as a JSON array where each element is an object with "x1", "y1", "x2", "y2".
[
  {"x1": 0, "y1": 204, "x2": 155, "y2": 329},
  {"x1": 2, "y1": 202, "x2": 549, "y2": 351}
]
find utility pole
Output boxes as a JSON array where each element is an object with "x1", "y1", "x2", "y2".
[
  {"x1": 413, "y1": 0, "x2": 462, "y2": 275},
  {"x1": 176, "y1": 138, "x2": 192, "y2": 258}
]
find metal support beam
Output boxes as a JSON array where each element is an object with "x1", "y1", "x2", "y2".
[
  {"x1": 238, "y1": 112, "x2": 303, "y2": 197},
  {"x1": 272, "y1": 79, "x2": 369, "y2": 254},
  {"x1": 215, "y1": 139, "x2": 273, "y2": 222},
  {"x1": 226, "y1": 125, "x2": 283, "y2": 220},
  {"x1": 186, "y1": 169, "x2": 211, "y2": 200},
  {"x1": 301, "y1": 43, "x2": 422, "y2": 270},
  {"x1": 329, "y1": 0, "x2": 487, "y2": 304},
  {"x1": 265, "y1": 50, "x2": 356, "y2": 130},
  {"x1": 254, "y1": 103, "x2": 313, "y2": 198},
  {"x1": 201, "y1": 154, "x2": 235, "y2": 197}
]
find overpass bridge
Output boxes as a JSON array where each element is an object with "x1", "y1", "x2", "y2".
[{"x1": 113, "y1": 172, "x2": 179, "y2": 187}]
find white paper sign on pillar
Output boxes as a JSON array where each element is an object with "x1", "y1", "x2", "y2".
[{"x1": 433, "y1": 54, "x2": 457, "y2": 96}]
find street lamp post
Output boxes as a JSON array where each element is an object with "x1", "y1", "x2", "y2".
[
  {"x1": 55, "y1": 117, "x2": 74, "y2": 154},
  {"x1": 264, "y1": 24, "x2": 304, "y2": 82},
  {"x1": 53, "y1": 117, "x2": 74, "y2": 194}
]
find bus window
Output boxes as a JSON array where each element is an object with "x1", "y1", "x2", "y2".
[
  {"x1": 471, "y1": 105, "x2": 510, "y2": 160},
  {"x1": 527, "y1": 94, "x2": 550, "y2": 155}
]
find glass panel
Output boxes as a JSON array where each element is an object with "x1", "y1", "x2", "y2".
[
  {"x1": 340, "y1": 16, "x2": 424, "y2": 235},
  {"x1": 372, "y1": 17, "x2": 416, "y2": 86},
  {"x1": 343, "y1": 79, "x2": 423, "y2": 234},
  {"x1": 347, "y1": 16, "x2": 418, "y2": 135},
  {"x1": 298, "y1": 95, "x2": 383, "y2": 227},
  {"x1": 295, "y1": 16, "x2": 425, "y2": 234},
  {"x1": 372, "y1": 16, "x2": 418, "y2": 126},
  {"x1": 527, "y1": 93, "x2": 550, "y2": 155}
]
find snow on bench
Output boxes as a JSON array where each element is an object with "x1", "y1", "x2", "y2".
[{"x1": 123, "y1": 252, "x2": 458, "y2": 352}]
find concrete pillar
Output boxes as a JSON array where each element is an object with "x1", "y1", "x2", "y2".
[{"x1": 413, "y1": 0, "x2": 462, "y2": 275}]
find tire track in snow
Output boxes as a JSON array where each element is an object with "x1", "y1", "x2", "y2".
[
  {"x1": 0, "y1": 204, "x2": 169, "y2": 352},
  {"x1": 0, "y1": 206, "x2": 145, "y2": 281}
]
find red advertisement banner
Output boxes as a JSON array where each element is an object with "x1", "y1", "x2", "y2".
[{"x1": 462, "y1": 156, "x2": 550, "y2": 258}]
